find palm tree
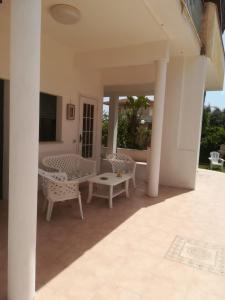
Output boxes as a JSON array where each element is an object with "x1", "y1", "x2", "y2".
[{"x1": 125, "y1": 96, "x2": 149, "y2": 148}]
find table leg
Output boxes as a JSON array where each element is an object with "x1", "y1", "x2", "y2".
[
  {"x1": 109, "y1": 185, "x2": 113, "y2": 209},
  {"x1": 87, "y1": 182, "x2": 93, "y2": 203},
  {"x1": 125, "y1": 179, "x2": 129, "y2": 198}
]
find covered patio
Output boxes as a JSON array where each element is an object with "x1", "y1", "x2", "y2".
[
  {"x1": 0, "y1": 1, "x2": 224, "y2": 299},
  {"x1": 1, "y1": 169, "x2": 225, "y2": 300}
]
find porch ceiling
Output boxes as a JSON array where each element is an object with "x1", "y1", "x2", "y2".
[
  {"x1": 104, "y1": 83, "x2": 155, "y2": 97},
  {"x1": 0, "y1": 0, "x2": 202, "y2": 70},
  {"x1": 102, "y1": 64, "x2": 155, "y2": 96},
  {"x1": 41, "y1": 0, "x2": 201, "y2": 57},
  {"x1": 42, "y1": 0, "x2": 167, "y2": 52}
]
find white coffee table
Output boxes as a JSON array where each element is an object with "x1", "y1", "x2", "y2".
[{"x1": 87, "y1": 172, "x2": 131, "y2": 208}]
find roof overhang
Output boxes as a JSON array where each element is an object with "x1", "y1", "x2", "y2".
[{"x1": 202, "y1": 3, "x2": 225, "y2": 90}]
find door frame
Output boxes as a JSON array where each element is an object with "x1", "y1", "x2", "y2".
[
  {"x1": 1, "y1": 79, "x2": 10, "y2": 201},
  {"x1": 78, "y1": 95, "x2": 98, "y2": 159},
  {"x1": 0, "y1": 79, "x2": 4, "y2": 199}
]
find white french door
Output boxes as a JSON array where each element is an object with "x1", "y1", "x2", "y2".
[{"x1": 79, "y1": 96, "x2": 97, "y2": 159}]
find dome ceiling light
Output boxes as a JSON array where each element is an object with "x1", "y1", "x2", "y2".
[{"x1": 50, "y1": 4, "x2": 81, "y2": 25}]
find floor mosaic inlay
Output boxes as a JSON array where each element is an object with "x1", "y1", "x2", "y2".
[{"x1": 165, "y1": 236, "x2": 225, "y2": 276}]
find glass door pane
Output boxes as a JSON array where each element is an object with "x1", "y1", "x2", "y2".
[{"x1": 82, "y1": 103, "x2": 94, "y2": 158}]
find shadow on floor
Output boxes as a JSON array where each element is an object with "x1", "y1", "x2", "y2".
[{"x1": 0, "y1": 181, "x2": 189, "y2": 299}]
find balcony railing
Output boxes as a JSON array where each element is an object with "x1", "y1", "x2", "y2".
[{"x1": 185, "y1": 0, "x2": 204, "y2": 35}]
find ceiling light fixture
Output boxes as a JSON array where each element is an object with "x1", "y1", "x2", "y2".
[{"x1": 50, "y1": 4, "x2": 81, "y2": 25}]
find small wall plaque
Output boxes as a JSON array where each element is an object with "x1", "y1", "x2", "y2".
[{"x1": 67, "y1": 104, "x2": 75, "y2": 120}]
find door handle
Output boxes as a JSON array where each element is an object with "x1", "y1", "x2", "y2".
[{"x1": 79, "y1": 134, "x2": 82, "y2": 143}]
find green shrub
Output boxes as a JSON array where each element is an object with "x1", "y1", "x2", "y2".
[
  {"x1": 102, "y1": 96, "x2": 151, "y2": 150},
  {"x1": 200, "y1": 106, "x2": 225, "y2": 163}
]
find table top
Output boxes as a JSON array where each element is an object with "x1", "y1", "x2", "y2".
[{"x1": 88, "y1": 172, "x2": 131, "y2": 186}]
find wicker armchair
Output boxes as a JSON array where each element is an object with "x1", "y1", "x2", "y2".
[
  {"x1": 107, "y1": 153, "x2": 136, "y2": 188},
  {"x1": 38, "y1": 168, "x2": 84, "y2": 221}
]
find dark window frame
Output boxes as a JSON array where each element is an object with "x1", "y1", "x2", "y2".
[{"x1": 39, "y1": 92, "x2": 58, "y2": 142}]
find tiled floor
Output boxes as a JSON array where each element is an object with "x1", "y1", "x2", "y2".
[
  {"x1": 1, "y1": 169, "x2": 225, "y2": 299},
  {"x1": 165, "y1": 236, "x2": 225, "y2": 276}
]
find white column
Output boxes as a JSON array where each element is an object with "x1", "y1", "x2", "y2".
[
  {"x1": 107, "y1": 96, "x2": 119, "y2": 154},
  {"x1": 147, "y1": 59, "x2": 168, "y2": 197},
  {"x1": 8, "y1": 1, "x2": 41, "y2": 300}
]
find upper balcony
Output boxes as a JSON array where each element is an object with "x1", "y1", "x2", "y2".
[
  {"x1": 201, "y1": 2, "x2": 225, "y2": 90},
  {"x1": 183, "y1": 0, "x2": 224, "y2": 90},
  {"x1": 185, "y1": 0, "x2": 204, "y2": 36}
]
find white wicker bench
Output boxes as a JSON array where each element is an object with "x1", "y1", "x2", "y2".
[{"x1": 42, "y1": 154, "x2": 96, "y2": 183}]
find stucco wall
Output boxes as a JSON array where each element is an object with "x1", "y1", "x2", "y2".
[
  {"x1": 102, "y1": 64, "x2": 155, "y2": 87},
  {"x1": 202, "y1": 3, "x2": 225, "y2": 90},
  {"x1": 0, "y1": 17, "x2": 103, "y2": 198},
  {"x1": 160, "y1": 56, "x2": 207, "y2": 189},
  {"x1": 0, "y1": 21, "x2": 103, "y2": 159},
  {"x1": 39, "y1": 34, "x2": 103, "y2": 167}
]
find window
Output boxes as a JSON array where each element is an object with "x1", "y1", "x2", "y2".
[{"x1": 39, "y1": 92, "x2": 58, "y2": 142}]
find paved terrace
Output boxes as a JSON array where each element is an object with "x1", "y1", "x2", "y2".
[{"x1": 0, "y1": 169, "x2": 225, "y2": 300}]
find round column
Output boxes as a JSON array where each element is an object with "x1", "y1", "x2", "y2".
[
  {"x1": 8, "y1": 1, "x2": 41, "y2": 299},
  {"x1": 107, "y1": 96, "x2": 119, "y2": 154},
  {"x1": 147, "y1": 58, "x2": 168, "y2": 197}
]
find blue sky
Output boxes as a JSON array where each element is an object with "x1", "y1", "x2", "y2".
[{"x1": 205, "y1": 33, "x2": 225, "y2": 109}]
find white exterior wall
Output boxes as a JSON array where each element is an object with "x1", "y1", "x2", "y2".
[
  {"x1": 0, "y1": 18, "x2": 103, "y2": 175},
  {"x1": 102, "y1": 64, "x2": 155, "y2": 87},
  {"x1": 160, "y1": 56, "x2": 207, "y2": 189},
  {"x1": 39, "y1": 35, "x2": 103, "y2": 168}
]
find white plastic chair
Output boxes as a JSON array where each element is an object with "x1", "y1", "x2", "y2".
[
  {"x1": 107, "y1": 153, "x2": 136, "y2": 188},
  {"x1": 38, "y1": 168, "x2": 84, "y2": 221},
  {"x1": 208, "y1": 151, "x2": 224, "y2": 171}
]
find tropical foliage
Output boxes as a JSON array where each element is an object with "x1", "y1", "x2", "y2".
[
  {"x1": 102, "y1": 96, "x2": 151, "y2": 150},
  {"x1": 102, "y1": 111, "x2": 109, "y2": 147},
  {"x1": 200, "y1": 105, "x2": 225, "y2": 163}
]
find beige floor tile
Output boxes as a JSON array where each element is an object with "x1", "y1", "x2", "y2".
[
  {"x1": 142, "y1": 275, "x2": 187, "y2": 300},
  {"x1": 36, "y1": 287, "x2": 61, "y2": 300},
  {"x1": 91, "y1": 285, "x2": 142, "y2": 300},
  {"x1": 184, "y1": 287, "x2": 225, "y2": 300},
  {"x1": 1, "y1": 169, "x2": 225, "y2": 300},
  {"x1": 188, "y1": 270, "x2": 225, "y2": 299},
  {"x1": 151, "y1": 259, "x2": 194, "y2": 288},
  {"x1": 111, "y1": 258, "x2": 156, "y2": 294}
]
